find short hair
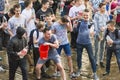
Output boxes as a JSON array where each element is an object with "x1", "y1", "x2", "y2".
[
  {"x1": 13, "y1": 4, "x2": 21, "y2": 10},
  {"x1": 41, "y1": 0, "x2": 49, "y2": 5},
  {"x1": 99, "y1": 2, "x2": 106, "y2": 8},
  {"x1": 9, "y1": 8, "x2": 15, "y2": 15},
  {"x1": 24, "y1": 0, "x2": 32, "y2": 8},
  {"x1": 43, "y1": 27, "x2": 51, "y2": 33},
  {"x1": 60, "y1": 16, "x2": 69, "y2": 23},
  {"x1": 36, "y1": 21, "x2": 45, "y2": 29},
  {"x1": 84, "y1": 9, "x2": 89, "y2": 12},
  {"x1": 107, "y1": 20, "x2": 115, "y2": 26},
  {"x1": 45, "y1": 14, "x2": 51, "y2": 17}
]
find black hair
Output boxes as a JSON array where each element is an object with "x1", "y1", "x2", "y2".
[{"x1": 41, "y1": 0, "x2": 49, "y2": 5}]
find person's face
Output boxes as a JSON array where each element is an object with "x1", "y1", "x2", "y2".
[
  {"x1": 77, "y1": 0, "x2": 82, "y2": 5},
  {"x1": 43, "y1": 2, "x2": 50, "y2": 9},
  {"x1": 44, "y1": 30, "x2": 52, "y2": 40},
  {"x1": 29, "y1": 2, "x2": 33, "y2": 8},
  {"x1": 14, "y1": 8, "x2": 21, "y2": 16},
  {"x1": 9, "y1": 13, "x2": 14, "y2": 18},
  {"x1": 107, "y1": 24, "x2": 115, "y2": 31},
  {"x1": 49, "y1": 0, "x2": 54, "y2": 5},
  {"x1": 100, "y1": 5, "x2": 106, "y2": 13},
  {"x1": 45, "y1": 16, "x2": 52, "y2": 22},
  {"x1": 83, "y1": 12, "x2": 89, "y2": 21}
]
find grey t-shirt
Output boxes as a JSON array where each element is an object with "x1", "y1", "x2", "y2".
[{"x1": 38, "y1": 34, "x2": 59, "y2": 57}]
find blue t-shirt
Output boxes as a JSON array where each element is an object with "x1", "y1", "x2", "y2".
[{"x1": 76, "y1": 20, "x2": 91, "y2": 44}]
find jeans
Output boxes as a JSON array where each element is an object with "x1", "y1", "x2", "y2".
[
  {"x1": 94, "y1": 35, "x2": 105, "y2": 64},
  {"x1": 106, "y1": 48, "x2": 120, "y2": 73},
  {"x1": 70, "y1": 32, "x2": 78, "y2": 48},
  {"x1": 76, "y1": 43, "x2": 96, "y2": 73},
  {"x1": 8, "y1": 58, "x2": 28, "y2": 80},
  {"x1": 0, "y1": 29, "x2": 3, "y2": 50},
  {"x1": 57, "y1": 43, "x2": 71, "y2": 56}
]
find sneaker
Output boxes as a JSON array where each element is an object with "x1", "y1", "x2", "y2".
[
  {"x1": 93, "y1": 73, "x2": 99, "y2": 80},
  {"x1": 75, "y1": 70, "x2": 80, "y2": 77},
  {"x1": 52, "y1": 71, "x2": 61, "y2": 77},
  {"x1": 0, "y1": 66, "x2": 5, "y2": 72},
  {"x1": 100, "y1": 62, "x2": 105, "y2": 68},
  {"x1": 70, "y1": 73, "x2": 76, "y2": 79},
  {"x1": 103, "y1": 72, "x2": 109, "y2": 76}
]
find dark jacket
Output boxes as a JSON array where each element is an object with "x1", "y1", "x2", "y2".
[
  {"x1": 7, "y1": 27, "x2": 27, "y2": 60},
  {"x1": 105, "y1": 29, "x2": 120, "y2": 49}
]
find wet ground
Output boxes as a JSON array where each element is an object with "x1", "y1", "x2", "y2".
[
  {"x1": 0, "y1": 48, "x2": 120, "y2": 80},
  {"x1": 0, "y1": 0, "x2": 120, "y2": 80}
]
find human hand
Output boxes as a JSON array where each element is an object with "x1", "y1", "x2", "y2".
[
  {"x1": 100, "y1": 27, "x2": 105, "y2": 32},
  {"x1": 43, "y1": 42, "x2": 51, "y2": 46},
  {"x1": 107, "y1": 39, "x2": 113, "y2": 45}
]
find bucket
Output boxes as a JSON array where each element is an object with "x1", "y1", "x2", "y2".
[{"x1": 39, "y1": 45, "x2": 49, "y2": 60}]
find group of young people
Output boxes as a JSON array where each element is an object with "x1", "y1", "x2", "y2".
[{"x1": 0, "y1": 0, "x2": 120, "y2": 80}]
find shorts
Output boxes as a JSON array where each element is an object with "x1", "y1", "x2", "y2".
[
  {"x1": 57, "y1": 43, "x2": 71, "y2": 56},
  {"x1": 37, "y1": 54, "x2": 61, "y2": 64}
]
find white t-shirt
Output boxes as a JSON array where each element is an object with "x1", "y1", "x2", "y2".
[
  {"x1": 69, "y1": 5, "x2": 85, "y2": 18},
  {"x1": 33, "y1": 31, "x2": 43, "y2": 48},
  {"x1": 8, "y1": 14, "x2": 26, "y2": 36},
  {"x1": 22, "y1": 8, "x2": 36, "y2": 37}
]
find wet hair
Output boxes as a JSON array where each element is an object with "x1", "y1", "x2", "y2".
[
  {"x1": 60, "y1": 16, "x2": 69, "y2": 23},
  {"x1": 43, "y1": 27, "x2": 51, "y2": 33},
  {"x1": 99, "y1": 2, "x2": 106, "y2": 8},
  {"x1": 13, "y1": 4, "x2": 21, "y2": 11},
  {"x1": 24, "y1": 0, "x2": 32, "y2": 8},
  {"x1": 36, "y1": 21, "x2": 45, "y2": 29},
  {"x1": 41, "y1": 0, "x2": 49, "y2": 5}
]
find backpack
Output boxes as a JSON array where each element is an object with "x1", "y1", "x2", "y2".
[
  {"x1": 75, "y1": 19, "x2": 93, "y2": 34},
  {"x1": 105, "y1": 28, "x2": 119, "y2": 40},
  {"x1": 28, "y1": 29, "x2": 39, "y2": 51}
]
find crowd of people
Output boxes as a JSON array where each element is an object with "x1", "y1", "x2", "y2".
[{"x1": 0, "y1": 0, "x2": 120, "y2": 80}]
